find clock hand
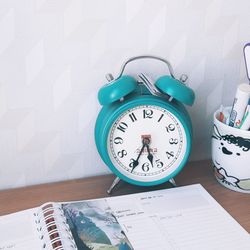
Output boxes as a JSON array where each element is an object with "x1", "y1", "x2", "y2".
[
  {"x1": 130, "y1": 143, "x2": 146, "y2": 173},
  {"x1": 146, "y1": 144, "x2": 154, "y2": 167}
]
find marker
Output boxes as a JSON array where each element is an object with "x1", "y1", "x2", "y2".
[
  {"x1": 229, "y1": 83, "x2": 250, "y2": 128},
  {"x1": 239, "y1": 99, "x2": 250, "y2": 130}
]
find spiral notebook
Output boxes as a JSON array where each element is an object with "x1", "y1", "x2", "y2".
[{"x1": 0, "y1": 184, "x2": 249, "y2": 250}]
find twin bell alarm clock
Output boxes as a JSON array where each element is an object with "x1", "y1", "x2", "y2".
[{"x1": 95, "y1": 56, "x2": 195, "y2": 193}]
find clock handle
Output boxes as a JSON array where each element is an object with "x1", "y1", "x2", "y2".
[
  {"x1": 115, "y1": 55, "x2": 177, "y2": 80},
  {"x1": 138, "y1": 73, "x2": 170, "y2": 99}
]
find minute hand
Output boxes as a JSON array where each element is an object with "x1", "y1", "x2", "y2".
[{"x1": 130, "y1": 144, "x2": 146, "y2": 173}]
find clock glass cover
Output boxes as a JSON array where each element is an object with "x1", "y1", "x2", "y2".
[{"x1": 107, "y1": 105, "x2": 187, "y2": 183}]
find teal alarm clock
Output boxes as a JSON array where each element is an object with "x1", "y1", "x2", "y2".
[{"x1": 95, "y1": 55, "x2": 195, "y2": 193}]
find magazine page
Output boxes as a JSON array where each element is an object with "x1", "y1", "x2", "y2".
[{"x1": 62, "y1": 199, "x2": 133, "y2": 250}]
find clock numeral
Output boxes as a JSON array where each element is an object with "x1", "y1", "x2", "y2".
[
  {"x1": 114, "y1": 137, "x2": 123, "y2": 144},
  {"x1": 117, "y1": 150, "x2": 127, "y2": 158},
  {"x1": 143, "y1": 109, "x2": 153, "y2": 119},
  {"x1": 165, "y1": 124, "x2": 175, "y2": 133},
  {"x1": 166, "y1": 151, "x2": 174, "y2": 159},
  {"x1": 117, "y1": 122, "x2": 128, "y2": 133},
  {"x1": 156, "y1": 159, "x2": 164, "y2": 168},
  {"x1": 157, "y1": 114, "x2": 164, "y2": 122},
  {"x1": 129, "y1": 112, "x2": 137, "y2": 122},
  {"x1": 142, "y1": 162, "x2": 150, "y2": 172},
  {"x1": 169, "y1": 138, "x2": 178, "y2": 144}
]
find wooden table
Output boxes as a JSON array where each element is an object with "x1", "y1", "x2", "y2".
[{"x1": 0, "y1": 160, "x2": 249, "y2": 233}]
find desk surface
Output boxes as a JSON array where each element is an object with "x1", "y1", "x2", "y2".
[{"x1": 0, "y1": 160, "x2": 249, "y2": 233}]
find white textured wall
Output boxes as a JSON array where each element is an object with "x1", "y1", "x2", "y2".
[{"x1": 0, "y1": 0, "x2": 249, "y2": 190}]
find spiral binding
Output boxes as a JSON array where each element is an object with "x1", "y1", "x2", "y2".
[{"x1": 34, "y1": 203, "x2": 77, "y2": 250}]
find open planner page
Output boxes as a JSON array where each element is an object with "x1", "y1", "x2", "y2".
[
  {"x1": 107, "y1": 184, "x2": 250, "y2": 250},
  {"x1": 0, "y1": 208, "x2": 41, "y2": 250}
]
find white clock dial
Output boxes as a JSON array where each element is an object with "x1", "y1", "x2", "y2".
[{"x1": 107, "y1": 105, "x2": 187, "y2": 182}]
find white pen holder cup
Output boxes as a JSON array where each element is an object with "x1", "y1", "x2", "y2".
[{"x1": 212, "y1": 107, "x2": 250, "y2": 193}]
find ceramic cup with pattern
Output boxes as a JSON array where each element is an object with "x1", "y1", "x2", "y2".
[{"x1": 212, "y1": 107, "x2": 250, "y2": 193}]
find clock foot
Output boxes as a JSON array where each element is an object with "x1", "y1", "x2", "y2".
[
  {"x1": 107, "y1": 177, "x2": 121, "y2": 194},
  {"x1": 169, "y1": 178, "x2": 177, "y2": 187}
]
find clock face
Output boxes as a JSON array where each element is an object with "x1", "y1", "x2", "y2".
[{"x1": 107, "y1": 105, "x2": 187, "y2": 182}]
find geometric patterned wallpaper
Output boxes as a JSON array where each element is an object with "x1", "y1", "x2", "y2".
[{"x1": 0, "y1": 0, "x2": 249, "y2": 189}]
